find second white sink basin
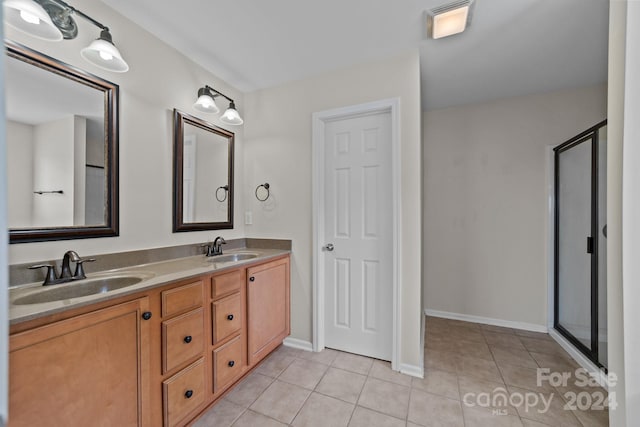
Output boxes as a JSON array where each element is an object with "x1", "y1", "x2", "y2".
[{"x1": 208, "y1": 253, "x2": 258, "y2": 263}]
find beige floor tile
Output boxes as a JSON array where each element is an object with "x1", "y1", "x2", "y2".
[
  {"x1": 297, "y1": 348, "x2": 339, "y2": 365},
  {"x1": 224, "y1": 372, "x2": 274, "y2": 407},
  {"x1": 520, "y1": 420, "x2": 552, "y2": 427},
  {"x1": 231, "y1": 410, "x2": 287, "y2": 427},
  {"x1": 250, "y1": 380, "x2": 312, "y2": 424},
  {"x1": 454, "y1": 354, "x2": 503, "y2": 383},
  {"x1": 332, "y1": 352, "x2": 374, "y2": 375},
  {"x1": 514, "y1": 330, "x2": 553, "y2": 341},
  {"x1": 278, "y1": 358, "x2": 329, "y2": 390},
  {"x1": 572, "y1": 407, "x2": 609, "y2": 427},
  {"x1": 348, "y1": 406, "x2": 405, "y2": 427},
  {"x1": 369, "y1": 361, "x2": 412, "y2": 387},
  {"x1": 424, "y1": 348, "x2": 458, "y2": 373},
  {"x1": 412, "y1": 368, "x2": 460, "y2": 400},
  {"x1": 255, "y1": 352, "x2": 296, "y2": 378},
  {"x1": 273, "y1": 344, "x2": 304, "y2": 359},
  {"x1": 292, "y1": 392, "x2": 354, "y2": 427},
  {"x1": 462, "y1": 405, "x2": 524, "y2": 427},
  {"x1": 519, "y1": 337, "x2": 568, "y2": 356},
  {"x1": 484, "y1": 332, "x2": 527, "y2": 350},
  {"x1": 458, "y1": 375, "x2": 516, "y2": 416},
  {"x1": 357, "y1": 377, "x2": 410, "y2": 419},
  {"x1": 491, "y1": 347, "x2": 539, "y2": 369},
  {"x1": 425, "y1": 334, "x2": 459, "y2": 352},
  {"x1": 408, "y1": 388, "x2": 464, "y2": 427},
  {"x1": 508, "y1": 386, "x2": 581, "y2": 426},
  {"x1": 481, "y1": 324, "x2": 516, "y2": 335},
  {"x1": 315, "y1": 367, "x2": 367, "y2": 404},
  {"x1": 455, "y1": 339, "x2": 494, "y2": 361},
  {"x1": 446, "y1": 318, "x2": 483, "y2": 330},
  {"x1": 529, "y1": 351, "x2": 579, "y2": 373},
  {"x1": 192, "y1": 399, "x2": 245, "y2": 427},
  {"x1": 448, "y1": 325, "x2": 487, "y2": 343},
  {"x1": 498, "y1": 364, "x2": 555, "y2": 394}
]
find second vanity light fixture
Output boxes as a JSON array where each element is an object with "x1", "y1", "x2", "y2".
[
  {"x1": 3, "y1": 0, "x2": 129, "y2": 72},
  {"x1": 193, "y1": 85, "x2": 244, "y2": 126}
]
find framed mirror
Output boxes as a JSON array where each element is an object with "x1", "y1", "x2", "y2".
[
  {"x1": 173, "y1": 109, "x2": 234, "y2": 232},
  {"x1": 5, "y1": 40, "x2": 119, "y2": 243}
]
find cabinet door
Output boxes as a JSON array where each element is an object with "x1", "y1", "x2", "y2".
[
  {"x1": 247, "y1": 257, "x2": 290, "y2": 365},
  {"x1": 9, "y1": 298, "x2": 150, "y2": 427}
]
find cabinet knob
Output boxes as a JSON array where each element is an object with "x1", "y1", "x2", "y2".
[
  {"x1": 142, "y1": 311, "x2": 152, "y2": 320},
  {"x1": 249, "y1": 276, "x2": 255, "y2": 282},
  {"x1": 185, "y1": 390, "x2": 193, "y2": 399},
  {"x1": 227, "y1": 314, "x2": 234, "y2": 321},
  {"x1": 228, "y1": 360, "x2": 235, "y2": 367},
  {"x1": 184, "y1": 335, "x2": 192, "y2": 344}
]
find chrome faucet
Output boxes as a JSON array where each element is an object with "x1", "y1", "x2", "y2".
[
  {"x1": 29, "y1": 250, "x2": 96, "y2": 286},
  {"x1": 203, "y1": 236, "x2": 226, "y2": 257}
]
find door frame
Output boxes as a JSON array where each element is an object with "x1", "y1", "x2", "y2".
[{"x1": 311, "y1": 98, "x2": 400, "y2": 370}]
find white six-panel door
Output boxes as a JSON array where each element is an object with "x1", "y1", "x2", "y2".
[{"x1": 323, "y1": 111, "x2": 393, "y2": 361}]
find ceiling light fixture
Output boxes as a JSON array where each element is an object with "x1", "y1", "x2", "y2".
[
  {"x1": 427, "y1": 0, "x2": 474, "y2": 40},
  {"x1": 3, "y1": 0, "x2": 129, "y2": 72},
  {"x1": 193, "y1": 85, "x2": 244, "y2": 126}
]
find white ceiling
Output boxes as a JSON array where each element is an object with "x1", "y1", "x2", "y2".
[{"x1": 101, "y1": 0, "x2": 609, "y2": 110}]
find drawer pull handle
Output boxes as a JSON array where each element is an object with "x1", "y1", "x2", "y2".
[
  {"x1": 184, "y1": 335, "x2": 192, "y2": 344},
  {"x1": 142, "y1": 311, "x2": 152, "y2": 320},
  {"x1": 249, "y1": 276, "x2": 255, "y2": 282},
  {"x1": 185, "y1": 390, "x2": 193, "y2": 399},
  {"x1": 228, "y1": 360, "x2": 235, "y2": 367},
  {"x1": 227, "y1": 314, "x2": 234, "y2": 321}
]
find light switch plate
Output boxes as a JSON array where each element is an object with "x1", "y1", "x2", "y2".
[{"x1": 245, "y1": 211, "x2": 253, "y2": 225}]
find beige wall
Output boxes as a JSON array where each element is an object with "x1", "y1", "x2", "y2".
[
  {"x1": 6, "y1": 0, "x2": 246, "y2": 264},
  {"x1": 243, "y1": 51, "x2": 424, "y2": 369},
  {"x1": 423, "y1": 85, "x2": 607, "y2": 327}
]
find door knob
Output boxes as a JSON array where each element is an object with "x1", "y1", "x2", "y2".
[{"x1": 322, "y1": 243, "x2": 334, "y2": 252}]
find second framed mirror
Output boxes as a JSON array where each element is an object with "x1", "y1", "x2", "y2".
[{"x1": 173, "y1": 109, "x2": 234, "y2": 232}]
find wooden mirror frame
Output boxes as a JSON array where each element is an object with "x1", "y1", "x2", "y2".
[
  {"x1": 173, "y1": 109, "x2": 234, "y2": 232},
  {"x1": 6, "y1": 40, "x2": 119, "y2": 243}
]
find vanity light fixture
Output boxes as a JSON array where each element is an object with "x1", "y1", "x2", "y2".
[
  {"x1": 3, "y1": 0, "x2": 129, "y2": 72},
  {"x1": 193, "y1": 85, "x2": 244, "y2": 126},
  {"x1": 427, "y1": 0, "x2": 474, "y2": 40}
]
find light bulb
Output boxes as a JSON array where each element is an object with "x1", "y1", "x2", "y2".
[
  {"x1": 99, "y1": 50, "x2": 113, "y2": 61},
  {"x1": 19, "y1": 10, "x2": 40, "y2": 24}
]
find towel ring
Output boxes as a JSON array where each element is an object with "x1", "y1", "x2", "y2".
[
  {"x1": 255, "y1": 183, "x2": 270, "y2": 202},
  {"x1": 215, "y1": 185, "x2": 229, "y2": 202}
]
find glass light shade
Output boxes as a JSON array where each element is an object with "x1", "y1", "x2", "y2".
[
  {"x1": 193, "y1": 93, "x2": 220, "y2": 114},
  {"x1": 431, "y1": 5, "x2": 469, "y2": 39},
  {"x1": 220, "y1": 103, "x2": 243, "y2": 126},
  {"x1": 81, "y1": 34, "x2": 129, "y2": 73},
  {"x1": 3, "y1": 0, "x2": 63, "y2": 41}
]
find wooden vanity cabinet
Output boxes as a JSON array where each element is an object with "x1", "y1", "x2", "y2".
[
  {"x1": 8, "y1": 297, "x2": 151, "y2": 427},
  {"x1": 8, "y1": 254, "x2": 290, "y2": 427},
  {"x1": 247, "y1": 256, "x2": 290, "y2": 365}
]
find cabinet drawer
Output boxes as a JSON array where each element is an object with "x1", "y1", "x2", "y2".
[
  {"x1": 162, "y1": 308, "x2": 204, "y2": 373},
  {"x1": 212, "y1": 293, "x2": 241, "y2": 344},
  {"x1": 211, "y1": 269, "x2": 243, "y2": 299},
  {"x1": 213, "y1": 335, "x2": 243, "y2": 392},
  {"x1": 162, "y1": 281, "x2": 203, "y2": 318},
  {"x1": 163, "y1": 358, "x2": 205, "y2": 427}
]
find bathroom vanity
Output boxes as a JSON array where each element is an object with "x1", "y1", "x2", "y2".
[{"x1": 7, "y1": 249, "x2": 290, "y2": 427}]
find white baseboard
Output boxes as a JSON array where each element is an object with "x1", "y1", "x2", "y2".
[
  {"x1": 548, "y1": 329, "x2": 609, "y2": 390},
  {"x1": 399, "y1": 363, "x2": 424, "y2": 379},
  {"x1": 424, "y1": 309, "x2": 547, "y2": 333},
  {"x1": 283, "y1": 337, "x2": 314, "y2": 352}
]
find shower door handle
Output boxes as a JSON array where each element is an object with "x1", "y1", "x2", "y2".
[{"x1": 587, "y1": 236, "x2": 594, "y2": 254}]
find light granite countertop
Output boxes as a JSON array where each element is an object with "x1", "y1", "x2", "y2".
[{"x1": 9, "y1": 248, "x2": 289, "y2": 325}]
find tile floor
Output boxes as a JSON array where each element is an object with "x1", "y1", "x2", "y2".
[{"x1": 193, "y1": 317, "x2": 609, "y2": 427}]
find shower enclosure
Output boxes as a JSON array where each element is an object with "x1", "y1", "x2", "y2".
[{"x1": 554, "y1": 120, "x2": 607, "y2": 369}]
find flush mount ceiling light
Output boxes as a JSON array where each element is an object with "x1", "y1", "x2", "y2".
[
  {"x1": 193, "y1": 85, "x2": 244, "y2": 126},
  {"x1": 427, "y1": 0, "x2": 474, "y2": 40},
  {"x1": 3, "y1": 0, "x2": 129, "y2": 72}
]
